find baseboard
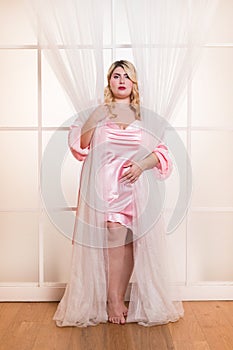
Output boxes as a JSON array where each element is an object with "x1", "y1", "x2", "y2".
[{"x1": 0, "y1": 282, "x2": 233, "y2": 301}]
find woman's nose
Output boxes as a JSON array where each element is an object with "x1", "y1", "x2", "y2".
[{"x1": 120, "y1": 75, "x2": 125, "y2": 84}]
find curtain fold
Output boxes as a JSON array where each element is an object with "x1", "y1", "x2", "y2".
[
  {"x1": 27, "y1": 0, "x2": 218, "y2": 120},
  {"x1": 27, "y1": 0, "x2": 104, "y2": 112},
  {"x1": 124, "y1": 0, "x2": 218, "y2": 232},
  {"x1": 124, "y1": 0, "x2": 218, "y2": 121}
]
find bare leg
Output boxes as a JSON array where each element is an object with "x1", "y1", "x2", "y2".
[{"x1": 106, "y1": 222, "x2": 134, "y2": 324}]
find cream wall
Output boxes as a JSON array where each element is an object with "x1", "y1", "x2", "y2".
[{"x1": 0, "y1": 0, "x2": 232, "y2": 300}]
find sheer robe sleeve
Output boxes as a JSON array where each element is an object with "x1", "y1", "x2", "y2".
[
  {"x1": 68, "y1": 123, "x2": 90, "y2": 161},
  {"x1": 153, "y1": 143, "x2": 173, "y2": 180}
]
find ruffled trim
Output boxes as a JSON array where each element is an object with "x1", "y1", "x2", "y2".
[
  {"x1": 106, "y1": 212, "x2": 132, "y2": 230},
  {"x1": 153, "y1": 143, "x2": 173, "y2": 180}
]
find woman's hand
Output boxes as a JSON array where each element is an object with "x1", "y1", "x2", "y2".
[
  {"x1": 119, "y1": 153, "x2": 161, "y2": 184},
  {"x1": 120, "y1": 161, "x2": 143, "y2": 184},
  {"x1": 80, "y1": 104, "x2": 109, "y2": 149}
]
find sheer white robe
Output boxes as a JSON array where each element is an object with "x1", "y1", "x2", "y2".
[{"x1": 53, "y1": 106, "x2": 184, "y2": 327}]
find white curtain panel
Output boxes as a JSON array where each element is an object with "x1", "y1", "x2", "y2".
[
  {"x1": 26, "y1": 0, "x2": 219, "y2": 233},
  {"x1": 27, "y1": 0, "x2": 218, "y2": 119},
  {"x1": 125, "y1": 0, "x2": 218, "y2": 121},
  {"x1": 123, "y1": 0, "x2": 218, "y2": 233},
  {"x1": 28, "y1": 0, "x2": 104, "y2": 112}
]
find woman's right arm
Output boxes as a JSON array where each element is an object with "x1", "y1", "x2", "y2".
[{"x1": 80, "y1": 105, "x2": 108, "y2": 149}]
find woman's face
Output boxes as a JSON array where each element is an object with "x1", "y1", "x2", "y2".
[{"x1": 109, "y1": 66, "x2": 133, "y2": 102}]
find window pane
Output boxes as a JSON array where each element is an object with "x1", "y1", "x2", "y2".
[
  {"x1": 42, "y1": 130, "x2": 82, "y2": 209},
  {"x1": 167, "y1": 218, "x2": 186, "y2": 284},
  {"x1": 42, "y1": 53, "x2": 76, "y2": 127},
  {"x1": 206, "y1": 0, "x2": 233, "y2": 43},
  {"x1": 191, "y1": 131, "x2": 233, "y2": 207},
  {"x1": 164, "y1": 131, "x2": 188, "y2": 214},
  {"x1": 192, "y1": 48, "x2": 233, "y2": 128},
  {"x1": 61, "y1": 151, "x2": 82, "y2": 209},
  {"x1": 0, "y1": 50, "x2": 38, "y2": 127},
  {"x1": 189, "y1": 212, "x2": 233, "y2": 282},
  {"x1": 43, "y1": 212, "x2": 72, "y2": 283},
  {"x1": 0, "y1": 132, "x2": 38, "y2": 209},
  {"x1": 0, "y1": 0, "x2": 36, "y2": 45},
  {"x1": 0, "y1": 213, "x2": 38, "y2": 282}
]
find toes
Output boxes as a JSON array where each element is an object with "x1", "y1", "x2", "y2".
[
  {"x1": 107, "y1": 301, "x2": 127, "y2": 325},
  {"x1": 108, "y1": 315, "x2": 126, "y2": 324},
  {"x1": 112, "y1": 317, "x2": 119, "y2": 324},
  {"x1": 120, "y1": 317, "x2": 126, "y2": 324}
]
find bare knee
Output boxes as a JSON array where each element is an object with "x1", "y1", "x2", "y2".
[
  {"x1": 107, "y1": 221, "x2": 123, "y2": 230},
  {"x1": 107, "y1": 221, "x2": 127, "y2": 247}
]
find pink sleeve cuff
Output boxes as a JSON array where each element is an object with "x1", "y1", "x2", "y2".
[
  {"x1": 68, "y1": 125, "x2": 89, "y2": 161},
  {"x1": 153, "y1": 143, "x2": 173, "y2": 180}
]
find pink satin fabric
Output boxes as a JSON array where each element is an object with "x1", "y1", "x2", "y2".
[
  {"x1": 103, "y1": 120, "x2": 141, "y2": 229},
  {"x1": 101, "y1": 119, "x2": 171, "y2": 230},
  {"x1": 68, "y1": 118, "x2": 172, "y2": 179}
]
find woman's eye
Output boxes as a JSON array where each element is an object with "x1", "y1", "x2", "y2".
[{"x1": 112, "y1": 74, "x2": 129, "y2": 79}]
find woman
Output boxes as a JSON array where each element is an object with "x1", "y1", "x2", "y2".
[{"x1": 54, "y1": 60, "x2": 184, "y2": 327}]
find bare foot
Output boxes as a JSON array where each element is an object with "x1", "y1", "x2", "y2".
[
  {"x1": 107, "y1": 300, "x2": 127, "y2": 324},
  {"x1": 122, "y1": 304, "x2": 128, "y2": 317}
]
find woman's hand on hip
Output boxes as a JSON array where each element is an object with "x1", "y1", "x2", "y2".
[{"x1": 120, "y1": 161, "x2": 143, "y2": 184}]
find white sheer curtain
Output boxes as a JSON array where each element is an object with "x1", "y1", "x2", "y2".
[
  {"x1": 124, "y1": 0, "x2": 218, "y2": 232},
  {"x1": 25, "y1": 0, "x2": 220, "y2": 256},
  {"x1": 27, "y1": 0, "x2": 104, "y2": 112},
  {"x1": 125, "y1": 0, "x2": 218, "y2": 121},
  {"x1": 27, "y1": 0, "x2": 218, "y2": 120}
]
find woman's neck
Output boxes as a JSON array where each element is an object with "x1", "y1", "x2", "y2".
[
  {"x1": 113, "y1": 101, "x2": 131, "y2": 108},
  {"x1": 114, "y1": 97, "x2": 131, "y2": 104}
]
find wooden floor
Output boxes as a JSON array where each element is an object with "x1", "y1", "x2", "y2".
[{"x1": 0, "y1": 301, "x2": 233, "y2": 350}]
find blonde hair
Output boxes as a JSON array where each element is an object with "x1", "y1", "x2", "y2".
[{"x1": 104, "y1": 60, "x2": 141, "y2": 119}]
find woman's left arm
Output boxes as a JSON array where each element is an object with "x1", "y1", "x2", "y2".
[
  {"x1": 138, "y1": 152, "x2": 160, "y2": 171},
  {"x1": 120, "y1": 143, "x2": 172, "y2": 183}
]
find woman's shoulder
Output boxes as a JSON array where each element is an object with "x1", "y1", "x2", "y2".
[
  {"x1": 93, "y1": 103, "x2": 109, "y2": 112},
  {"x1": 91, "y1": 103, "x2": 110, "y2": 120}
]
